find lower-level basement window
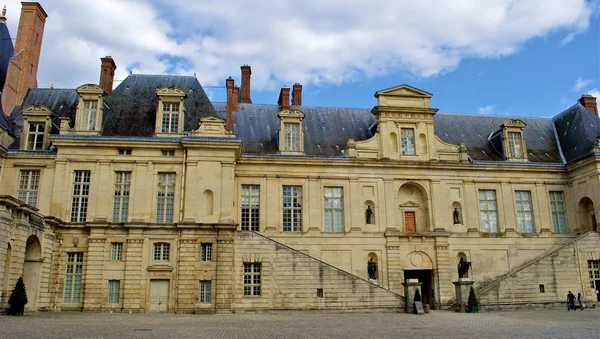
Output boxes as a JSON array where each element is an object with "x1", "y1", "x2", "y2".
[
  {"x1": 243, "y1": 263, "x2": 261, "y2": 296},
  {"x1": 539, "y1": 284, "x2": 545, "y2": 293},
  {"x1": 200, "y1": 280, "x2": 211, "y2": 303}
]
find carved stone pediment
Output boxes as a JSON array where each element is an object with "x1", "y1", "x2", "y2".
[
  {"x1": 375, "y1": 84, "x2": 432, "y2": 99},
  {"x1": 190, "y1": 116, "x2": 234, "y2": 138},
  {"x1": 76, "y1": 84, "x2": 105, "y2": 95},
  {"x1": 400, "y1": 200, "x2": 420, "y2": 208},
  {"x1": 22, "y1": 105, "x2": 52, "y2": 117},
  {"x1": 502, "y1": 119, "x2": 526, "y2": 128},
  {"x1": 374, "y1": 84, "x2": 433, "y2": 109},
  {"x1": 278, "y1": 109, "x2": 305, "y2": 119},
  {"x1": 156, "y1": 87, "x2": 187, "y2": 98}
]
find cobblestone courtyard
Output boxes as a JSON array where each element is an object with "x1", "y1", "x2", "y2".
[{"x1": 0, "y1": 309, "x2": 598, "y2": 338}]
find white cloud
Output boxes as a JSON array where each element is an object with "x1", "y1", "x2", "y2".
[
  {"x1": 572, "y1": 77, "x2": 593, "y2": 92},
  {"x1": 478, "y1": 105, "x2": 496, "y2": 115},
  {"x1": 1, "y1": 0, "x2": 594, "y2": 91}
]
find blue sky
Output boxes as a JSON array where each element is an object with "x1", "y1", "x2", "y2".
[{"x1": 3, "y1": 0, "x2": 599, "y2": 118}]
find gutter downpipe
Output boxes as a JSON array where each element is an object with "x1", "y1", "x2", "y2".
[{"x1": 175, "y1": 147, "x2": 188, "y2": 313}]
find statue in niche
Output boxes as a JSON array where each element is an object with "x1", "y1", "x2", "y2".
[
  {"x1": 453, "y1": 208, "x2": 460, "y2": 224},
  {"x1": 368, "y1": 258, "x2": 377, "y2": 280},
  {"x1": 458, "y1": 257, "x2": 472, "y2": 279},
  {"x1": 366, "y1": 205, "x2": 373, "y2": 224}
]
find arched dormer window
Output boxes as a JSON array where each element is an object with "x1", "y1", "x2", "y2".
[
  {"x1": 75, "y1": 84, "x2": 105, "y2": 135},
  {"x1": 278, "y1": 109, "x2": 305, "y2": 154},
  {"x1": 20, "y1": 105, "x2": 52, "y2": 150},
  {"x1": 501, "y1": 119, "x2": 527, "y2": 161},
  {"x1": 155, "y1": 87, "x2": 186, "y2": 136}
]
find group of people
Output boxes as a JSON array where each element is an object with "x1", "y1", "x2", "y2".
[{"x1": 566, "y1": 291, "x2": 586, "y2": 311}]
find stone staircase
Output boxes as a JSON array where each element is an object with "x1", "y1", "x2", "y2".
[{"x1": 233, "y1": 231, "x2": 405, "y2": 312}]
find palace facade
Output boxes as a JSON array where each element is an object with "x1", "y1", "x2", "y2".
[{"x1": 0, "y1": 3, "x2": 599, "y2": 313}]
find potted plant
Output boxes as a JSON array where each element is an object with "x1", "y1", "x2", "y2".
[
  {"x1": 8, "y1": 277, "x2": 28, "y2": 316},
  {"x1": 468, "y1": 286, "x2": 479, "y2": 313}
]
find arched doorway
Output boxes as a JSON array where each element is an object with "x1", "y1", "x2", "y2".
[
  {"x1": 23, "y1": 235, "x2": 42, "y2": 310},
  {"x1": 398, "y1": 182, "x2": 429, "y2": 232},
  {"x1": 578, "y1": 197, "x2": 596, "y2": 232}
]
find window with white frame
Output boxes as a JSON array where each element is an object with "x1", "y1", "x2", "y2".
[
  {"x1": 18, "y1": 170, "x2": 40, "y2": 207},
  {"x1": 283, "y1": 123, "x2": 300, "y2": 151},
  {"x1": 112, "y1": 171, "x2": 131, "y2": 223},
  {"x1": 479, "y1": 190, "x2": 498, "y2": 232},
  {"x1": 589, "y1": 260, "x2": 600, "y2": 288},
  {"x1": 401, "y1": 128, "x2": 415, "y2": 155},
  {"x1": 161, "y1": 103, "x2": 179, "y2": 133},
  {"x1": 550, "y1": 191, "x2": 568, "y2": 233},
  {"x1": 64, "y1": 252, "x2": 83, "y2": 303},
  {"x1": 508, "y1": 132, "x2": 523, "y2": 158},
  {"x1": 243, "y1": 263, "x2": 261, "y2": 296},
  {"x1": 201, "y1": 243, "x2": 212, "y2": 262},
  {"x1": 26, "y1": 123, "x2": 45, "y2": 150},
  {"x1": 241, "y1": 184, "x2": 260, "y2": 231},
  {"x1": 324, "y1": 187, "x2": 344, "y2": 232},
  {"x1": 282, "y1": 186, "x2": 302, "y2": 232},
  {"x1": 199, "y1": 280, "x2": 211, "y2": 303},
  {"x1": 71, "y1": 171, "x2": 91, "y2": 222},
  {"x1": 81, "y1": 100, "x2": 98, "y2": 131},
  {"x1": 156, "y1": 173, "x2": 176, "y2": 223},
  {"x1": 108, "y1": 280, "x2": 120, "y2": 304},
  {"x1": 153, "y1": 242, "x2": 170, "y2": 262},
  {"x1": 515, "y1": 191, "x2": 534, "y2": 233},
  {"x1": 111, "y1": 242, "x2": 123, "y2": 261}
]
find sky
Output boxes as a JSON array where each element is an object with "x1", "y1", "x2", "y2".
[{"x1": 3, "y1": 0, "x2": 599, "y2": 117}]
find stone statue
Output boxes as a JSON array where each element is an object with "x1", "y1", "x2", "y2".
[
  {"x1": 458, "y1": 257, "x2": 471, "y2": 279},
  {"x1": 366, "y1": 205, "x2": 373, "y2": 224},
  {"x1": 368, "y1": 258, "x2": 377, "y2": 280},
  {"x1": 453, "y1": 208, "x2": 460, "y2": 224}
]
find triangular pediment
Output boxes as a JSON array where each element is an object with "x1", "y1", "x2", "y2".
[
  {"x1": 374, "y1": 84, "x2": 432, "y2": 99},
  {"x1": 200, "y1": 116, "x2": 224, "y2": 123},
  {"x1": 400, "y1": 200, "x2": 420, "y2": 208}
]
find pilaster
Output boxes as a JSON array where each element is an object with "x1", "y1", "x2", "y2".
[
  {"x1": 83, "y1": 232, "x2": 105, "y2": 311},
  {"x1": 123, "y1": 235, "x2": 145, "y2": 312},
  {"x1": 214, "y1": 229, "x2": 234, "y2": 313}
]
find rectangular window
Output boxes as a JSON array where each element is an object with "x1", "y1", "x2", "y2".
[
  {"x1": 156, "y1": 173, "x2": 176, "y2": 223},
  {"x1": 82, "y1": 100, "x2": 98, "y2": 131},
  {"x1": 27, "y1": 123, "x2": 45, "y2": 150},
  {"x1": 111, "y1": 242, "x2": 123, "y2": 261},
  {"x1": 324, "y1": 187, "x2": 344, "y2": 232},
  {"x1": 282, "y1": 186, "x2": 302, "y2": 232},
  {"x1": 479, "y1": 190, "x2": 498, "y2": 233},
  {"x1": 515, "y1": 191, "x2": 534, "y2": 233},
  {"x1": 153, "y1": 243, "x2": 170, "y2": 262},
  {"x1": 108, "y1": 280, "x2": 120, "y2": 304},
  {"x1": 161, "y1": 150, "x2": 175, "y2": 157},
  {"x1": 283, "y1": 123, "x2": 299, "y2": 151},
  {"x1": 550, "y1": 191, "x2": 568, "y2": 233},
  {"x1": 117, "y1": 148, "x2": 131, "y2": 156},
  {"x1": 18, "y1": 170, "x2": 40, "y2": 207},
  {"x1": 243, "y1": 263, "x2": 261, "y2": 296},
  {"x1": 112, "y1": 171, "x2": 131, "y2": 223},
  {"x1": 63, "y1": 252, "x2": 83, "y2": 303},
  {"x1": 71, "y1": 171, "x2": 91, "y2": 222},
  {"x1": 161, "y1": 103, "x2": 179, "y2": 133},
  {"x1": 508, "y1": 132, "x2": 523, "y2": 158},
  {"x1": 201, "y1": 243, "x2": 212, "y2": 262},
  {"x1": 589, "y1": 260, "x2": 600, "y2": 288},
  {"x1": 199, "y1": 280, "x2": 211, "y2": 303},
  {"x1": 401, "y1": 128, "x2": 415, "y2": 155},
  {"x1": 241, "y1": 184, "x2": 260, "y2": 231}
]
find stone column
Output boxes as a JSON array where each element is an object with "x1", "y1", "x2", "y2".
[
  {"x1": 452, "y1": 278, "x2": 475, "y2": 312},
  {"x1": 435, "y1": 240, "x2": 452, "y2": 308},
  {"x1": 403, "y1": 279, "x2": 422, "y2": 314}
]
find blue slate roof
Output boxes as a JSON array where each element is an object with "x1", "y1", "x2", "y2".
[
  {"x1": 553, "y1": 103, "x2": 600, "y2": 163},
  {"x1": 0, "y1": 18, "x2": 13, "y2": 91}
]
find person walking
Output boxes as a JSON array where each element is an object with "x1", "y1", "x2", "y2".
[
  {"x1": 577, "y1": 292, "x2": 586, "y2": 310},
  {"x1": 567, "y1": 291, "x2": 576, "y2": 311}
]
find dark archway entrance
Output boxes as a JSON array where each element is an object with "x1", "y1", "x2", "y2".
[
  {"x1": 23, "y1": 235, "x2": 42, "y2": 310},
  {"x1": 404, "y1": 269, "x2": 434, "y2": 306}
]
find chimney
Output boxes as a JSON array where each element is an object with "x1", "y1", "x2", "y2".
[
  {"x1": 240, "y1": 65, "x2": 251, "y2": 103},
  {"x1": 278, "y1": 86, "x2": 290, "y2": 111},
  {"x1": 99, "y1": 56, "x2": 117, "y2": 95},
  {"x1": 579, "y1": 94, "x2": 598, "y2": 116},
  {"x1": 2, "y1": 2, "x2": 48, "y2": 114},
  {"x1": 232, "y1": 86, "x2": 239, "y2": 112},
  {"x1": 225, "y1": 77, "x2": 234, "y2": 131},
  {"x1": 292, "y1": 83, "x2": 302, "y2": 106}
]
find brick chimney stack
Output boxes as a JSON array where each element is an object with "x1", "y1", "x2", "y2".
[
  {"x1": 2, "y1": 2, "x2": 47, "y2": 114},
  {"x1": 292, "y1": 83, "x2": 302, "y2": 106},
  {"x1": 99, "y1": 56, "x2": 117, "y2": 95},
  {"x1": 579, "y1": 94, "x2": 598, "y2": 116},
  {"x1": 240, "y1": 65, "x2": 251, "y2": 103},
  {"x1": 225, "y1": 76, "x2": 234, "y2": 131},
  {"x1": 278, "y1": 86, "x2": 290, "y2": 111}
]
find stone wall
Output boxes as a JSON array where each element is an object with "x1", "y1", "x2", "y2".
[{"x1": 232, "y1": 231, "x2": 404, "y2": 312}]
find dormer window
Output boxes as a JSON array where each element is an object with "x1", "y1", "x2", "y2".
[
  {"x1": 75, "y1": 84, "x2": 105, "y2": 135},
  {"x1": 155, "y1": 87, "x2": 186, "y2": 136},
  {"x1": 20, "y1": 105, "x2": 52, "y2": 151},
  {"x1": 278, "y1": 109, "x2": 305, "y2": 154},
  {"x1": 501, "y1": 119, "x2": 527, "y2": 161}
]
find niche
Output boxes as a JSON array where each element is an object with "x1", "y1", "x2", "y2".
[{"x1": 203, "y1": 190, "x2": 214, "y2": 216}]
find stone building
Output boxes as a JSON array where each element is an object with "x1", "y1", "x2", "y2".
[{"x1": 0, "y1": 2, "x2": 599, "y2": 313}]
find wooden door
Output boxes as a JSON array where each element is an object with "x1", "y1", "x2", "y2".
[
  {"x1": 405, "y1": 212, "x2": 416, "y2": 232},
  {"x1": 149, "y1": 280, "x2": 169, "y2": 313}
]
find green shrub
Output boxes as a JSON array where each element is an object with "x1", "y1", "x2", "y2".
[
  {"x1": 8, "y1": 277, "x2": 28, "y2": 316},
  {"x1": 414, "y1": 289, "x2": 422, "y2": 302}
]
